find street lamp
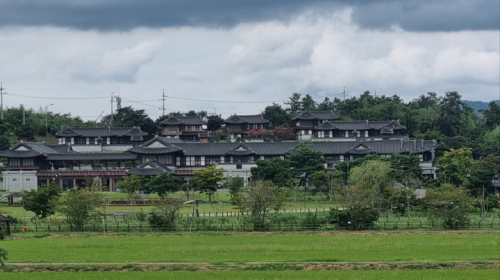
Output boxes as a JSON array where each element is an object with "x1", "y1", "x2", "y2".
[{"x1": 45, "y1": 104, "x2": 53, "y2": 136}]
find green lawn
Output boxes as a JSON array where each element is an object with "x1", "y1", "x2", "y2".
[
  {"x1": 0, "y1": 270, "x2": 498, "y2": 280},
  {"x1": 2, "y1": 233, "x2": 498, "y2": 263}
]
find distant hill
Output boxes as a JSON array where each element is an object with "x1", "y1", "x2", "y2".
[{"x1": 464, "y1": 100, "x2": 500, "y2": 115}]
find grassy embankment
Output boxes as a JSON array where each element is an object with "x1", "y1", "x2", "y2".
[{"x1": 1, "y1": 270, "x2": 499, "y2": 280}]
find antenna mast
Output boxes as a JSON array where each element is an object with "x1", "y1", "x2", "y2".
[
  {"x1": 110, "y1": 92, "x2": 114, "y2": 127},
  {"x1": 160, "y1": 89, "x2": 166, "y2": 116}
]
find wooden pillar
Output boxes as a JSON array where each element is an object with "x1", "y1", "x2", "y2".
[
  {"x1": 73, "y1": 178, "x2": 77, "y2": 189},
  {"x1": 6, "y1": 221, "x2": 11, "y2": 235},
  {"x1": 46, "y1": 179, "x2": 50, "y2": 185},
  {"x1": 59, "y1": 178, "x2": 63, "y2": 190},
  {"x1": 109, "y1": 178, "x2": 114, "y2": 192}
]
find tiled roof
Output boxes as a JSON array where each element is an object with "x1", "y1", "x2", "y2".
[
  {"x1": 314, "y1": 121, "x2": 339, "y2": 131},
  {"x1": 224, "y1": 114, "x2": 270, "y2": 124},
  {"x1": 160, "y1": 116, "x2": 206, "y2": 126},
  {"x1": 292, "y1": 111, "x2": 339, "y2": 121},
  {"x1": 127, "y1": 161, "x2": 172, "y2": 176},
  {"x1": 0, "y1": 142, "x2": 73, "y2": 158},
  {"x1": 56, "y1": 127, "x2": 147, "y2": 138},
  {"x1": 46, "y1": 152, "x2": 138, "y2": 161},
  {"x1": 320, "y1": 120, "x2": 406, "y2": 131}
]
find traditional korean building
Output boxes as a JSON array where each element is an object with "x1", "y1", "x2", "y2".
[
  {"x1": 159, "y1": 116, "x2": 209, "y2": 142},
  {"x1": 313, "y1": 120, "x2": 407, "y2": 141},
  {"x1": 55, "y1": 126, "x2": 147, "y2": 152},
  {"x1": 292, "y1": 111, "x2": 340, "y2": 140},
  {"x1": 128, "y1": 136, "x2": 437, "y2": 183},
  {"x1": 0, "y1": 137, "x2": 437, "y2": 192},
  {"x1": 223, "y1": 114, "x2": 270, "y2": 139},
  {"x1": 0, "y1": 142, "x2": 139, "y2": 191}
]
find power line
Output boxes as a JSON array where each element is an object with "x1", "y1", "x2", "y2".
[
  {"x1": 166, "y1": 95, "x2": 288, "y2": 104},
  {"x1": 8, "y1": 93, "x2": 108, "y2": 100}
]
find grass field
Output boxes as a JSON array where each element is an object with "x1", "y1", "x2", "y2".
[
  {"x1": 1, "y1": 270, "x2": 499, "y2": 280},
  {"x1": 2, "y1": 233, "x2": 498, "y2": 263}
]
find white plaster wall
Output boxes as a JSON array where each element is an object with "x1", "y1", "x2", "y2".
[
  {"x1": 72, "y1": 145, "x2": 102, "y2": 152},
  {"x1": 102, "y1": 145, "x2": 133, "y2": 152},
  {"x1": 1, "y1": 171, "x2": 38, "y2": 191}
]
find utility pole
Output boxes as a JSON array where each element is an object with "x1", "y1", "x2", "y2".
[
  {"x1": 341, "y1": 87, "x2": 348, "y2": 104},
  {"x1": 0, "y1": 83, "x2": 7, "y2": 121},
  {"x1": 21, "y1": 104, "x2": 25, "y2": 125},
  {"x1": 110, "y1": 92, "x2": 114, "y2": 127},
  {"x1": 44, "y1": 104, "x2": 53, "y2": 136},
  {"x1": 160, "y1": 90, "x2": 166, "y2": 116}
]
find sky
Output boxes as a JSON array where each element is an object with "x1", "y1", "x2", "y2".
[{"x1": 0, "y1": 0, "x2": 498, "y2": 121}]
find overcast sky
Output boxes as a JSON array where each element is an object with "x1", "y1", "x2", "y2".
[{"x1": 0, "y1": 0, "x2": 498, "y2": 121}]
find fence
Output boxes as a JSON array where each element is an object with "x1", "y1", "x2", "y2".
[{"x1": 9, "y1": 220, "x2": 500, "y2": 234}]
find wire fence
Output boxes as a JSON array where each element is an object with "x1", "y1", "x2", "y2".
[{"x1": 9, "y1": 220, "x2": 500, "y2": 234}]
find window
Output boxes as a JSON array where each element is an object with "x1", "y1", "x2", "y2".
[
  {"x1": 158, "y1": 155, "x2": 173, "y2": 165},
  {"x1": 9, "y1": 158, "x2": 21, "y2": 166},
  {"x1": 22, "y1": 158, "x2": 34, "y2": 166},
  {"x1": 26, "y1": 178, "x2": 30, "y2": 181},
  {"x1": 236, "y1": 164, "x2": 242, "y2": 169},
  {"x1": 206, "y1": 156, "x2": 220, "y2": 165},
  {"x1": 327, "y1": 163, "x2": 334, "y2": 169},
  {"x1": 75, "y1": 137, "x2": 86, "y2": 144},
  {"x1": 12, "y1": 178, "x2": 17, "y2": 182},
  {"x1": 195, "y1": 157, "x2": 201, "y2": 166}
]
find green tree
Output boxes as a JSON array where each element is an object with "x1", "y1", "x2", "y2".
[
  {"x1": 262, "y1": 103, "x2": 291, "y2": 127},
  {"x1": 143, "y1": 173, "x2": 183, "y2": 198},
  {"x1": 437, "y1": 147, "x2": 474, "y2": 187},
  {"x1": 148, "y1": 196, "x2": 184, "y2": 231},
  {"x1": 0, "y1": 246, "x2": 7, "y2": 268},
  {"x1": 58, "y1": 188, "x2": 101, "y2": 229},
  {"x1": 220, "y1": 176, "x2": 244, "y2": 198},
  {"x1": 116, "y1": 175, "x2": 143, "y2": 199},
  {"x1": 438, "y1": 91, "x2": 473, "y2": 137},
  {"x1": 16, "y1": 125, "x2": 35, "y2": 140},
  {"x1": 237, "y1": 180, "x2": 286, "y2": 230},
  {"x1": 22, "y1": 182, "x2": 61, "y2": 219},
  {"x1": 251, "y1": 157, "x2": 294, "y2": 188},
  {"x1": 480, "y1": 126, "x2": 500, "y2": 156},
  {"x1": 349, "y1": 160, "x2": 394, "y2": 209},
  {"x1": 309, "y1": 170, "x2": 343, "y2": 201},
  {"x1": 192, "y1": 165, "x2": 225, "y2": 202},
  {"x1": 481, "y1": 101, "x2": 500, "y2": 129},
  {"x1": 287, "y1": 143, "x2": 325, "y2": 180},
  {"x1": 0, "y1": 136, "x2": 10, "y2": 151},
  {"x1": 207, "y1": 115, "x2": 224, "y2": 131},
  {"x1": 425, "y1": 184, "x2": 474, "y2": 229}
]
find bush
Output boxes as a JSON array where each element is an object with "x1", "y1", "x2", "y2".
[
  {"x1": 486, "y1": 194, "x2": 499, "y2": 211},
  {"x1": 301, "y1": 212, "x2": 326, "y2": 230},
  {"x1": 148, "y1": 212, "x2": 176, "y2": 231},
  {"x1": 0, "y1": 246, "x2": 7, "y2": 267},
  {"x1": 328, "y1": 207, "x2": 380, "y2": 230}
]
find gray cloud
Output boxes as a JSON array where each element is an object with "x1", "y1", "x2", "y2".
[{"x1": 0, "y1": 0, "x2": 497, "y2": 31}]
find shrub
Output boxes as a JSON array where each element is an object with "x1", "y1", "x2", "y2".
[
  {"x1": 301, "y1": 212, "x2": 326, "y2": 230},
  {"x1": 148, "y1": 212, "x2": 175, "y2": 231},
  {"x1": 328, "y1": 207, "x2": 380, "y2": 230},
  {"x1": 0, "y1": 246, "x2": 7, "y2": 267}
]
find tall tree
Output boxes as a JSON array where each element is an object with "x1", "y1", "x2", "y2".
[
  {"x1": 251, "y1": 157, "x2": 294, "y2": 188},
  {"x1": 425, "y1": 184, "x2": 474, "y2": 229},
  {"x1": 349, "y1": 160, "x2": 394, "y2": 208},
  {"x1": 438, "y1": 91, "x2": 471, "y2": 137},
  {"x1": 287, "y1": 143, "x2": 325, "y2": 181},
  {"x1": 23, "y1": 182, "x2": 61, "y2": 218},
  {"x1": 481, "y1": 101, "x2": 500, "y2": 129},
  {"x1": 262, "y1": 103, "x2": 290, "y2": 127},
  {"x1": 192, "y1": 165, "x2": 225, "y2": 202},
  {"x1": 144, "y1": 173, "x2": 183, "y2": 198},
  {"x1": 207, "y1": 115, "x2": 224, "y2": 131}
]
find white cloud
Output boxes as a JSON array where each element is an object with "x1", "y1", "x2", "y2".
[{"x1": 0, "y1": 10, "x2": 498, "y2": 120}]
